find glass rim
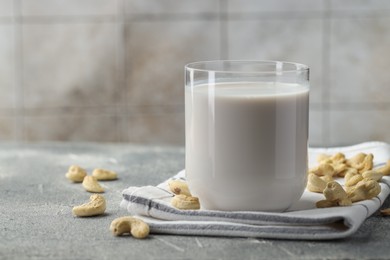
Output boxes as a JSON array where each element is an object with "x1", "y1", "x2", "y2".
[{"x1": 185, "y1": 60, "x2": 309, "y2": 74}]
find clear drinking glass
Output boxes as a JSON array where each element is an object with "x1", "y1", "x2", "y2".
[{"x1": 185, "y1": 60, "x2": 309, "y2": 211}]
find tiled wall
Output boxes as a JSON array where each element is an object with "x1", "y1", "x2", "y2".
[{"x1": 0, "y1": 0, "x2": 389, "y2": 146}]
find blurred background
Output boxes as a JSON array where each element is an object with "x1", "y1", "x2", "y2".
[{"x1": 0, "y1": 0, "x2": 389, "y2": 147}]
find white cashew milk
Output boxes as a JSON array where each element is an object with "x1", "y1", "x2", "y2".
[{"x1": 185, "y1": 82, "x2": 309, "y2": 211}]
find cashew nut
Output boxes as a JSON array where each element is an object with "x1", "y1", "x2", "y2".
[
  {"x1": 168, "y1": 180, "x2": 192, "y2": 196},
  {"x1": 347, "y1": 180, "x2": 381, "y2": 203},
  {"x1": 380, "y1": 208, "x2": 390, "y2": 216},
  {"x1": 362, "y1": 170, "x2": 382, "y2": 182},
  {"x1": 72, "y1": 194, "x2": 106, "y2": 217},
  {"x1": 339, "y1": 167, "x2": 355, "y2": 178},
  {"x1": 316, "y1": 153, "x2": 346, "y2": 176},
  {"x1": 345, "y1": 174, "x2": 364, "y2": 187},
  {"x1": 307, "y1": 174, "x2": 327, "y2": 193},
  {"x1": 332, "y1": 163, "x2": 348, "y2": 176},
  {"x1": 323, "y1": 181, "x2": 349, "y2": 202},
  {"x1": 320, "y1": 175, "x2": 333, "y2": 183},
  {"x1": 343, "y1": 168, "x2": 358, "y2": 180},
  {"x1": 92, "y1": 168, "x2": 118, "y2": 181},
  {"x1": 317, "y1": 153, "x2": 346, "y2": 165},
  {"x1": 315, "y1": 198, "x2": 351, "y2": 208},
  {"x1": 82, "y1": 176, "x2": 104, "y2": 193},
  {"x1": 110, "y1": 216, "x2": 150, "y2": 239},
  {"x1": 316, "y1": 199, "x2": 338, "y2": 208},
  {"x1": 330, "y1": 153, "x2": 346, "y2": 164},
  {"x1": 377, "y1": 160, "x2": 390, "y2": 176},
  {"x1": 171, "y1": 194, "x2": 200, "y2": 210},
  {"x1": 309, "y1": 163, "x2": 335, "y2": 177},
  {"x1": 346, "y1": 153, "x2": 367, "y2": 168},
  {"x1": 65, "y1": 165, "x2": 87, "y2": 183},
  {"x1": 358, "y1": 154, "x2": 374, "y2": 174},
  {"x1": 321, "y1": 181, "x2": 352, "y2": 207}
]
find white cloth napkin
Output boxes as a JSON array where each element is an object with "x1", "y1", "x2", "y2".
[{"x1": 120, "y1": 142, "x2": 390, "y2": 240}]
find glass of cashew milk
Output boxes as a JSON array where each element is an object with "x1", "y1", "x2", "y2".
[{"x1": 185, "y1": 60, "x2": 309, "y2": 211}]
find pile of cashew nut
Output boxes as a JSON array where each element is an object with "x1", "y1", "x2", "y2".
[
  {"x1": 66, "y1": 165, "x2": 118, "y2": 193},
  {"x1": 307, "y1": 152, "x2": 390, "y2": 212},
  {"x1": 65, "y1": 165, "x2": 149, "y2": 239},
  {"x1": 168, "y1": 180, "x2": 201, "y2": 210},
  {"x1": 65, "y1": 165, "x2": 115, "y2": 217}
]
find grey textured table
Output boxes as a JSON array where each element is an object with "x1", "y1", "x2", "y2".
[{"x1": 1, "y1": 142, "x2": 390, "y2": 260}]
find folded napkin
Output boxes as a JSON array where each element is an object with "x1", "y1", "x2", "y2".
[{"x1": 120, "y1": 142, "x2": 390, "y2": 240}]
